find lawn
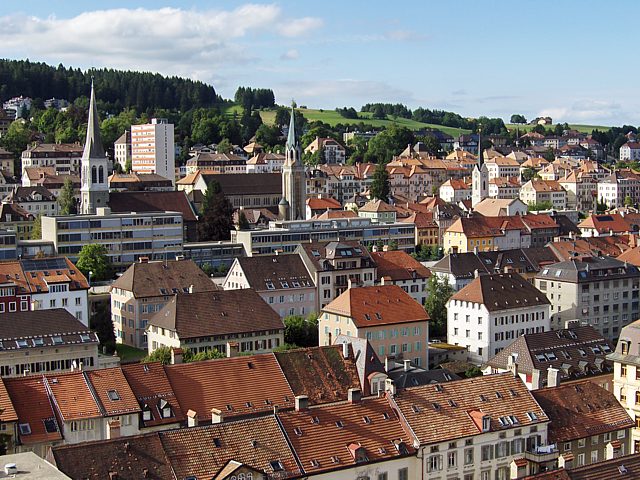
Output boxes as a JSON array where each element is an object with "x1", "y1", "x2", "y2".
[
  {"x1": 506, "y1": 123, "x2": 610, "y2": 134},
  {"x1": 115, "y1": 343, "x2": 146, "y2": 363}
]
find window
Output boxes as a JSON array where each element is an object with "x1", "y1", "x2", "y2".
[
  {"x1": 464, "y1": 447, "x2": 474, "y2": 465},
  {"x1": 427, "y1": 455, "x2": 442, "y2": 472},
  {"x1": 481, "y1": 445, "x2": 493, "y2": 461},
  {"x1": 578, "y1": 438, "x2": 586, "y2": 448},
  {"x1": 591, "y1": 450, "x2": 598, "y2": 463},
  {"x1": 447, "y1": 451, "x2": 456, "y2": 468},
  {"x1": 577, "y1": 453, "x2": 585, "y2": 467},
  {"x1": 378, "y1": 474, "x2": 388, "y2": 480},
  {"x1": 398, "y1": 468, "x2": 408, "y2": 480},
  {"x1": 107, "y1": 389, "x2": 120, "y2": 401}
]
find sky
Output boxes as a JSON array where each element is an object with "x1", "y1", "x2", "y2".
[{"x1": 0, "y1": 0, "x2": 637, "y2": 126}]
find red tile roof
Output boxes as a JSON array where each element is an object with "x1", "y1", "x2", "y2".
[
  {"x1": 578, "y1": 213, "x2": 633, "y2": 234},
  {"x1": 121, "y1": 362, "x2": 185, "y2": 427},
  {"x1": 278, "y1": 397, "x2": 415, "y2": 474},
  {"x1": 86, "y1": 368, "x2": 140, "y2": 417},
  {"x1": 322, "y1": 285, "x2": 429, "y2": 327},
  {"x1": 46, "y1": 372, "x2": 101, "y2": 421},
  {"x1": 371, "y1": 251, "x2": 431, "y2": 281},
  {"x1": 165, "y1": 354, "x2": 295, "y2": 422},
  {"x1": 306, "y1": 197, "x2": 341, "y2": 210}
]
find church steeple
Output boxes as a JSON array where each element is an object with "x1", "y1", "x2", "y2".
[
  {"x1": 80, "y1": 80, "x2": 110, "y2": 214},
  {"x1": 472, "y1": 124, "x2": 488, "y2": 208},
  {"x1": 281, "y1": 104, "x2": 306, "y2": 220},
  {"x1": 286, "y1": 105, "x2": 297, "y2": 151}
]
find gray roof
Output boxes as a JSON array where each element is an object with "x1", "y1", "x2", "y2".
[
  {"x1": 536, "y1": 256, "x2": 640, "y2": 283},
  {"x1": 81, "y1": 81, "x2": 106, "y2": 160},
  {"x1": 235, "y1": 254, "x2": 314, "y2": 292}
]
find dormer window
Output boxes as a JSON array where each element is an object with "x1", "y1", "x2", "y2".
[
  {"x1": 142, "y1": 404, "x2": 152, "y2": 421},
  {"x1": 158, "y1": 399, "x2": 172, "y2": 418},
  {"x1": 526, "y1": 411, "x2": 538, "y2": 421},
  {"x1": 107, "y1": 389, "x2": 120, "y2": 401},
  {"x1": 52, "y1": 336, "x2": 63, "y2": 345},
  {"x1": 18, "y1": 423, "x2": 31, "y2": 435},
  {"x1": 80, "y1": 334, "x2": 91, "y2": 343},
  {"x1": 16, "y1": 340, "x2": 28, "y2": 348},
  {"x1": 482, "y1": 416, "x2": 491, "y2": 432}
]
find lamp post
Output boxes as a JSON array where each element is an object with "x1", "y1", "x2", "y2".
[{"x1": 88, "y1": 270, "x2": 93, "y2": 287}]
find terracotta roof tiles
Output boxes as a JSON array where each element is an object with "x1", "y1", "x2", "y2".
[
  {"x1": 86, "y1": 368, "x2": 140, "y2": 417},
  {"x1": 371, "y1": 251, "x2": 431, "y2": 281},
  {"x1": 46, "y1": 372, "x2": 101, "y2": 421}
]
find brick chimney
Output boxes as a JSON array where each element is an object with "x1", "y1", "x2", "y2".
[
  {"x1": 187, "y1": 409, "x2": 198, "y2": 427},
  {"x1": 295, "y1": 395, "x2": 309, "y2": 411},
  {"x1": 226, "y1": 341, "x2": 239, "y2": 358},
  {"x1": 348, "y1": 388, "x2": 361, "y2": 404},
  {"x1": 107, "y1": 420, "x2": 121, "y2": 439},
  {"x1": 171, "y1": 348, "x2": 183, "y2": 365},
  {"x1": 211, "y1": 408, "x2": 224, "y2": 424}
]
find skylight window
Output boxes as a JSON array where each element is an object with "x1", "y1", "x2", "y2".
[
  {"x1": 16, "y1": 340, "x2": 28, "y2": 348},
  {"x1": 33, "y1": 338, "x2": 44, "y2": 347},
  {"x1": 80, "y1": 334, "x2": 92, "y2": 343},
  {"x1": 44, "y1": 418, "x2": 58, "y2": 433},
  {"x1": 545, "y1": 352, "x2": 557, "y2": 361},
  {"x1": 266, "y1": 282, "x2": 275, "y2": 290},
  {"x1": 526, "y1": 411, "x2": 538, "y2": 421},
  {"x1": 294, "y1": 427, "x2": 303, "y2": 436},
  {"x1": 107, "y1": 390, "x2": 120, "y2": 401},
  {"x1": 362, "y1": 416, "x2": 371, "y2": 424},
  {"x1": 270, "y1": 460, "x2": 284, "y2": 472},
  {"x1": 18, "y1": 423, "x2": 31, "y2": 435},
  {"x1": 335, "y1": 420, "x2": 344, "y2": 428}
]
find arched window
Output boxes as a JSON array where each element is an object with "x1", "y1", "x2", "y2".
[
  {"x1": 238, "y1": 474, "x2": 245, "y2": 480},
  {"x1": 91, "y1": 165, "x2": 97, "y2": 184},
  {"x1": 98, "y1": 165, "x2": 104, "y2": 184}
]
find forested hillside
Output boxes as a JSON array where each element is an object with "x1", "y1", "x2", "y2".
[{"x1": 0, "y1": 59, "x2": 219, "y2": 113}]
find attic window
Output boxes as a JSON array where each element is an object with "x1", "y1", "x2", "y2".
[
  {"x1": 310, "y1": 459, "x2": 319, "y2": 468},
  {"x1": 335, "y1": 420, "x2": 344, "y2": 428},
  {"x1": 362, "y1": 416, "x2": 371, "y2": 425},
  {"x1": 375, "y1": 313, "x2": 382, "y2": 320},
  {"x1": 160, "y1": 288, "x2": 169, "y2": 295},
  {"x1": 602, "y1": 344, "x2": 612, "y2": 353},
  {"x1": 80, "y1": 334, "x2": 92, "y2": 343},
  {"x1": 432, "y1": 402, "x2": 441, "y2": 411},
  {"x1": 509, "y1": 389, "x2": 517, "y2": 397},
  {"x1": 264, "y1": 399, "x2": 272, "y2": 406},
  {"x1": 292, "y1": 281, "x2": 300, "y2": 288},
  {"x1": 364, "y1": 314, "x2": 371, "y2": 321},
  {"x1": 379, "y1": 447, "x2": 386, "y2": 454},
  {"x1": 226, "y1": 404, "x2": 233, "y2": 411},
  {"x1": 578, "y1": 349, "x2": 587, "y2": 357},
  {"x1": 107, "y1": 390, "x2": 120, "y2": 401},
  {"x1": 43, "y1": 418, "x2": 57, "y2": 433},
  {"x1": 18, "y1": 423, "x2": 31, "y2": 435},
  {"x1": 435, "y1": 384, "x2": 443, "y2": 392},
  {"x1": 331, "y1": 456, "x2": 340, "y2": 464},
  {"x1": 281, "y1": 282, "x2": 289, "y2": 289},
  {"x1": 535, "y1": 354, "x2": 547, "y2": 362},
  {"x1": 448, "y1": 399, "x2": 457, "y2": 407},
  {"x1": 245, "y1": 402, "x2": 253, "y2": 408},
  {"x1": 159, "y1": 399, "x2": 172, "y2": 418},
  {"x1": 479, "y1": 395, "x2": 487, "y2": 402},
  {"x1": 182, "y1": 288, "x2": 189, "y2": 293},
  {"x1": 509, "y1": 415, "x2": 519, "y2": 425},
  {"x1": 311, "y1": 416, "x2": 320, "y2": 424},
  {"x1": 526, "y1": 411, "x2": 538, "y2": 421},
  {"x1": 16, "y1": 340, "x2": 28, "y2": 348},
  {"x1": 294, "y1": 427, "x2": 303, "y2": 436},
  {"x1": 382, "y1": 412, "x2": 390, "y2": 420},
  {"x1": 142, "y1": 405, "x2": 152, "y2": 421},
  {"x1": 311, "y1": 250, "x2": 320, "y2": 257},
  {"x1": 411, "y1": 405, "x2": 421, "y2": 413},
  {"x1": 213, "y1": 438, "x2": 221, "y2": 447},
  {"x1": 270, "y1": 460, "x2": 284, "y2": 472},
  {"x1": 266, "y1": 282, "x2": 275, "y2": 290},
  {"x1": 495, "y1": 391, "x2": 502, "y2": 399},
  {"x1": 33, "y1": 338, "x2": 44, "y2": 347},
  {"x1": 546, "y1": 352, "x2": 557, "y2": 361}
]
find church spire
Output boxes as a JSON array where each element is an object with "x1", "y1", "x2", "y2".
[
  {"x1": 286, "y1": 104, "x2": 297, "y2": 150},
  {"x1": 477, "y1": 123, "x2": 483, "y2": 167},
  {"x1": 83, "y1": 79, "x2": 106, "y2": 160}
]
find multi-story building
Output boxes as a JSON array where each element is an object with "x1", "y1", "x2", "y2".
[
  {"x1": 447, "y1": 272, "x2": 551, "y2": 363},
  {"x1": 358, "y1": 199, "x2": 397, "y2": 224},
  {"x1": 439, "y1": 178, "x2": 471, "y2": 203},
  {"x1": 145, "y1": 289, "x2": 284, "y2": 356},
  {"x1": 533, "y1": 381, "x2": 633, "y2": 466},
  {"x1": 0, "y1": 203, "x2": 34, "y2": 240},
  {"x1": 520, "y1": 179, "x2": 567, "y2": 209},
  {"x1": 473, "y1": 198, "x2": 528, "y2": 217},
  {"x1": 0, "y1": 147, "x2": 14, "y2": 175},
  {"x1": 444, "y1": 215, "x2": 529, "y2": 253},
  {"x1": 110, "y1": 258, "x2": 219, "y2": 348},
  {"x1": 598, "y1": 169, "x2": 640, "y2": 208},
  {"x1": 41, "y1": 208, "x2": 184, "y2": 268},
  {"x1": 306, "y1": 163, "x2": 375, "y2": 204},
  {"x1": 297, "y1": 240, "x2": 376, "y2": 311},
  {"x1": 484, "y1": 325, "x2": 614, "y2": 389},
  {"x1": 609, "y1": 319, "x2": 640, "y2": 453},
  {"x1": 320, "y1": 284, "x2": 430, "y2": 366},
  {"x1": 535, "y1": 256, "x2": 640, "y2": 341},
  {"x1": 232, "y1": 217, "x2": 416, "y2": 256},
  {"x1": 113, "y1": 130, "x2": 131, "y2": 171},
  {"x1": 558, "y1": 171, "x2": 597, "y2": 211},
  {"x1": 489, "y1": 177, "x2": 521, "y2": 199},
  {"x1": 389, "y1": 373, "x2": 556, "y2": 479},
  {"x1": 485, "y1": 156, "x2": 520, "y2": 180},
  {"x1": 620, "y1": 142, "x2": 640, "y2": 161},
  {"x1": 4, "y1": 186, "x2": 58, "y2": 216},
  {"x1": 131, "y1": 119, "x2": 175, "y2": 184},
  {"x1": 0, "y1": 230, "x2": 17, "y2": 260},
  {"x1": 303, "y1": 136, "x2": 346, "y2": 164},
  {"x1": 184, "y1": 152, "x2": 247, "y2": 175},
  {"x1": 223, "y1": 254, "x2": 316, "y2": 317},
  {"x1": 107, "y1": 172, "x2": 173, "y2": 192},
  {"x1": 20, "y1": 143, "x2": 83, "y2": 175},
  {"x1": 0, "y1": 309, "x2": 98, "y2": 377},
  {"x1": 182, "y1": 240, "x2": 246, "y2": 269},
  {"x1": 371, "y1": 250, "x2": 431, "y2": 305},
  {"x1": 245, "y1": 152, "x2": 285, "y2": 173}
]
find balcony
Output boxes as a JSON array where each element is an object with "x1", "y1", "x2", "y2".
[{"x1": 524, "y1": 444, "x2": 559, "y2": 464}]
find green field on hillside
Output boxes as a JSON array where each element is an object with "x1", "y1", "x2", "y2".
[
  {"x1": 222, "y1": 104, "x2": 470, "y2": 136},
  {"x1": 505, "y1": 123, "x2": 609, "y2": 134}
]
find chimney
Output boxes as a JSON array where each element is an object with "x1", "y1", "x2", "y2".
[
  {"x1": 558, "y1": 453, "x2": 574, "y2": 470},
  {"x1": 171, "y1": 348, "x2": 183, "y2": 365},
  {"x1": 107, "y1": 420, "x2": 121, "y2": 439},
  {"x1": 79, "y1": 361, "x2": 83, "y2": 372},
  {"x1": 139, "y1": 256, "x2": 149, "y2": 263},
  {"x1": 474, "y1": 269, "x2": 481, "y2": 278},
  {"x1": 385, "y1": 378, "x2": 396, "y2": 396},
  {"x1": 211, "y1": 408, "x2": 224, "y2": 424},
  {"x1": 384, "y1": 356, "x2": 391, "y2": 372},
  {"x1": 403, "y1": 359, "x2": 411, "y2": 372},
  {"x1": 295, "y1": 395, "x2": 309, "y2": 411},
  {"x1": 187, "y1": 409, "x2": 198, "y2": 427},
  {"x1": 226, "y1": 341, "x2": 239, "y2": 358},
  {"x1": 531, "y1": 368, "x2": 541, "y2": 390},
  {"x1": 342, "y1": 342, "x2": 349, "y2": 359},
  {"x1": 109, "y1": 473, "x2": 119, "y2": 480},
  {"x1": 507, "y1": 354, "x2": 519, "y2": 378},
  {"x1": 481, "y1": 415, "x2": 491, "y2": 432},
  {"x1": 188, "y1": 284, "x2": 194, "y2": 294},
  {"x1": 547, "y1": 367, "x2": 560, "y2": 388},
  {"x1": 348, "y1": 388, "x2": 362, "y2": 404}
]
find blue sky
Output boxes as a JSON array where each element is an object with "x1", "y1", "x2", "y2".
[{"x1": 1, "y1": 1, "x2": 637, "y2": 125}]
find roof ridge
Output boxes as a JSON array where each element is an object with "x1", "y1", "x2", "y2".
[{"x1": 83, "y1": 370, "x2": 108, "y2": 417}]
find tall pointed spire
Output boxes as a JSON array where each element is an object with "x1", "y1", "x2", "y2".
[
  {"x1": 286, "y1": 104, "x2": 297, "y2": 149},
  {"x1": 477, "y1": 123, "x2": 483, "y2": 167},
  {"x1": 83, "y1": 79, "x2": 106, "y2": 159}
]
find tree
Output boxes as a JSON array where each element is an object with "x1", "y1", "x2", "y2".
[
  {"x1": 527, "y1": 201, "x2": 553, "y2": 211},
  {"x1": 90, "y1": 301, "x2": 116, "y2": 354},
  {"x1": 124, "y1": 156, "x2": 132, "y2": 173},
  {"x1": 370, "y1": 162, "x2": 390, "y2": 201},
  {"x1": 424, "y1": 275, "x2": 453, "y2": 338},
  {"x1": 521, "y1": 167, "x2": 538, "y2": 182},
  {"x1": 389, "y1": 240, "x2": 398, "y2": 251},
  {"x1": 542, "y1": 147, "x2": 555, "y2": 162},
  {"x1": 30, "y1": 214, "x2": 42, "y2": 240},
  {"x1": 216, "y1": 138, "x2": 232, "y2": 154},
  {"x1": 58, "y1": 177, "x2": 77, "y2": 215},
  {"x1": 465, "y1": 366, "x2": 483, "y2": 378},
  {"x1": 76, "y1": 244, "x2": 112, "y2": 281},
  {"x1": 198, "y1": 180, "x2": 234, "y2": 241},
  {"x1": 596, "y1": 199, "x2": 608, "y2": 213},
  {"x1": 415, "y1": 135, "x2": 441, "y2": 156},
  {"x1": 283, "y1": 313, "x2": 319, "y2": 347},
  {"x1": 237, "y1": 211, "x2": 250, "y2": 230},
  {"x1": 142, "y1": 346, "x2": 172, "y2": 365},
  {"x1": 509, "y1": 114, "x2": 527, "y2": 124},
  {"x1": 183, "y1": 348, "x2": 225, "y2": 362},
  {"x1": 625, "y1": 195, "x2": 635, "y2": 208}
]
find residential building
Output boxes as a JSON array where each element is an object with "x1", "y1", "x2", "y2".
[
  {"x1": 131, "y1": 118, "x2": 175, "y2": 184},
  {"x1": 146, "y1": 289, "x2": 284, "y2": 355},
  {"x1": 620, "y1": 142, "x2": 640, "y2": 161},
  {"x1": 484, "y1": 325, "x2": 614, "y2": 389},
  {"x1": 388, "y1": 373, "x2": 555, "y2": 479},
  {"x1": 558, "y1": 171, "x2": 597, "y2": 212},
  {"x1": 20, "y1": 143, "x2": 83, "y2": 176},
  {"x1": 473, "y1": 198, "x2": 528, "y2": 217},
  {"x1": 21, "y1": 169, "x2": 79, "y2": 198},
  {"x1": 520, "y1": 180, "x2": 567, "y2": 210},
  {"x1": 486, "y1": 156, "x2": 520, "y2": 180},
  {"x1": 107, "y1": 172, "x2": 173, "y2": 192},
  {"x1": 371, "y1": 250, "x2": 431, "y2": 305},
  {"x1": 489, "y1": 176, "x2": 522, "y2": 199},
  {"x1": 609, "y1": 319, "x2": 640, "y2": 453},
  {"x1": 41, "y1": 208, "x2": 184, "y2": 268},
  {"x1": 401, "y1": 211, "x2": 439, "y2": 249},
  {"x1": 79, "y1": 82, "x2": 109, "y2": 215},
  {"x1": 184, "y1": 152, "x2": 247, "y2": 175},
  {"x1": 444, "y1": 215, "x2": 530, "y2": 253},
  {"x1": 320, "y1": 285, "x2": 430, "y2": 366},
  {"x1": 110, "y1": 258, "x2": 219, "y2": 348},
  {"x1": 447, "y1": 272, "x2": 551, "y2": 363},
  {"x1": 578, "y1": 213, "x2": 635, "y2": 237},
  {"x1": 0, "y1": 309, "x2": 99, "y2": 377},
  {"x1": 535, "y1": 257, "x2": 640, "y2": 341},
  {"x1": 4, "y1": 186, "x2": 58, "y2": 216},
  {"x1": 303, "y1": 136, "x2": 346, "y2": 164},
  {"x1": 598, "y1": 170, "x2": 640, "y2": 208},
  {"x1": 306, "y1": 163, "x2": 375, "y2": 204},
  {"x1": 232, "y1": 217, "x2": 416, "y2": 256},
  {"x1": 0, "y1": 147, "x2": 14, "y2": 175},
  {"x1": 305, "y1": 196, "x2": 341, "y2": 219},
  {"x1": 297, "y1": 241, "x2": 376, "y2": 311},
  {"x1": 439, "y1": 178, "x2": 471, "y2": 203},
  {"x1": 182, "y1": 240, "x2": 246, "y2": 269},
  {"x1": 0, "y1": 230, "x2": 17, "y2": 260},
  {"x1": 358, "y1": 198, "x2": 397, "y2": 223},
  {"x1": 245, "y1": 152, "x2": 285, "y2": 173},
  {"x1": 0, "y1": 203, "x2": 34, "y2": 240},
  {"x1": 223, "y1": 254, "x2": 316, "y2": 317},
  {"x1": 113, "y1": 130, "x2": 131, "y2": 171},
  {"x1": 533, "y1": 381, "x2": 633, "y2": 467}
]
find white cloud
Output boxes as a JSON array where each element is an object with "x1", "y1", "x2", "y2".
[
  {"x1": 280, "y1": 49, "x2": 299, "y2": 61},
  {"x1": 538, "y1": 100, "x2": 625, "y2": 124},
  {"x1": 384, "y1": 29, "x2": 427, "y2": 41},
  {"x1": 0, "y1": 5, "x2": 323, "y2": 84}
]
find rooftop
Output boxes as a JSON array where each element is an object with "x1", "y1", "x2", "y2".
[
  {"x1": 370, "y1": 250, "x2": 431, "y2": 281},
  {"x1": 234, "y1": 254, "x2": 314, "y2": 292}
]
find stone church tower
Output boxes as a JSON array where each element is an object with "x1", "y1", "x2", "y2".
[
  {"x1": 281, "y1": 106, "x2": 306, "y2": 220},
  {"x1": 80, "y1": 81, "x2": 109, "y2": 214},
  {"x1": 472, "y1": 129, "x2": 488, "y2": 208}
]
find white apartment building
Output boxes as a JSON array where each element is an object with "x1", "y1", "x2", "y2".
[
  {"x1": 131, "y1": 119, "x2": 175, "y2": 184},
  {"x1": 439, "y1": 179, "x2": 471, "y2": 203},
  {"x1": 598, "y1": 170, "x2": 640, "y2": 208},
  {"x1": 447, "y1": 272, "x2": 551, "y2": 363},
  {"x1": 20, "y1": 143, "x2": 84, "y2": 175},
  {"x1": 620, "y1": 142, "x2": 640, "y2": 162},
  {"x1": 114, "y1": 130, "x2": 131, "y2": 171},
  {"x1": 519, "y1": 180, "x2": 567, "y2": 210},
  {"x1": 485, "y1": 156, "x2": 520, "y2": 180},
  {"x1": 41, "y1": 207, "x2": 184, "y2": 268}
]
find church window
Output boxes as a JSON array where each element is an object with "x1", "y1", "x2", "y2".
[{"x1": 91, "y1": 165, "x2": 97, "y2": 184}]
